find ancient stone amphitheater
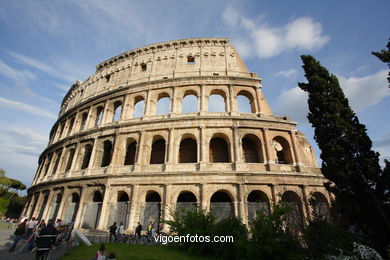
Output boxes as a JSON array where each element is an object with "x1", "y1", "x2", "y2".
[{"x1": 23, "y1": 38, "x2": 330, "y2": 232}]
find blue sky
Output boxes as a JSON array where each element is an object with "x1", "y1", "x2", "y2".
[{"x1": 0, "y1": 0, "x2": 389, "y2": 188}]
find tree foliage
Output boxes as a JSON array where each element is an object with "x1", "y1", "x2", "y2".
[
  {"x1": 0, "y1": 168, "x2": 27, "y2": 217},
  {"x1": 372, "y1": 38, "x2": 390, "y2": 87},
  {"x1": 298, "y1": 55, "x2": 390, "y2": 253}
]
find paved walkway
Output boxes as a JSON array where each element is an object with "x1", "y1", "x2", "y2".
[{"x1": 0, "y1": 226, "x2": 35, "y2": 260}]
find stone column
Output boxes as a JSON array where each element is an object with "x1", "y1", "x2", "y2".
[
  {"x1": 170, "y1": 87, "x2": 178, "y2": 115},
  {"x1": 165, "y1": 128, "x2": 174, "y2": 171},
  {"x1": 121, "y1": 94, "x2": 131, "y2": 121},
  {"x1": 237, "y1": 184, "x2": 247, "y2": 225},
  {"x1": 127, "y1": 184, "x2": 140, "y2": 232},
  {"x1": 199, "y1": 127, "x2": 207, "y2": 170},
  {"x1": 262, "y1": 128, "x2": 274, "y2": 165},
  {"x1": 144, "y1": 89, "x2": 152, "y2": 117},
  {"x1": 163, "y1": 184, "x2": 173, "y2": 227},
  {"x1": 200, "y1": 183, "x2": 208, "y2": 211},
  {"x1": 42, "y1": 189, "x2": 56, "y2": 221},
  {"x1": 199, "y1": 84, "x2": 207, "y2": 115},
  {"x1": 97, "y1": 185, "x2": 111, "y2": 230},
  {"x1": 270, "y1": 184, "x2": 279, "y2": 212},
  {"x1": 290, "y1": 130, "x2": 303, "y2": 169},
  {"x1": 229, "y1": 84, "x2": 237, "y2": 115},
  {"x1": 300, "y1": 185, "x2": 311, "y2": 223},
  {"x1": 86, "y1": 139, "x2": 97, "y2": 174},
  {"x1": 255, "y1": 86, "x2": 262, "y2": 115},
  {"x1": 74, "y1": 186, "x2": 87, "y2": 229},
  {"x1": 134, "y1": 131, "x2": 145, "y2": 171},
  {"x1": 56, "y1": 188, "x2": 70, "y2": 221}
]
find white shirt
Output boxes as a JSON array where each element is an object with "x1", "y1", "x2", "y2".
[{"x1": 28, "y1": 220, "x2": 37, "y2": 229}]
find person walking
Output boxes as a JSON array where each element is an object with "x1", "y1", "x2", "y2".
[
  {"x1": 9, "y1": 219, "x2": 27, "y2": 252},
  {"x1": 109, "y1": 222, "x2": 117, "y2": 242},
  {"x1": 117, "y1": 222, "x2": 124, "y2": 242},
  {"x1": 135, "y1": 222, "x2": 142, "y2": 238}
]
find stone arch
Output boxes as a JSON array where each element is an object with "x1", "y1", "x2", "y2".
[
  {"x1": 100, "y1": 140, "x2": 113, "y2": 167},
  {"x1": 150, "y1": 136, "x2": 166, "y2": 164},
  {"x1": 143, "y1": 191, "x2": 162, "y2": 229},
  {"x1": 210, "y1": 190, "x2": 234, "y2": 222},
  {"x1": 63, "y1": 192, "x2": 80, "y2": 224},
  {"x1": 179, "y1": 137, "x2": 197, "y2": 163},
  {"x1": 82, "y1": 190, "x2": 103, "y2": 229},
  {"x1": 133, "y1": 96, "x2": 145, "y2": 118},
  {"x1": 79, "y1": 111, "x2": 89, "y2": 131},
  {"x1": 38, "y1": 193, "x2": 49, "y2": 220},
  {"x1": 124, "y1": 138, "x2": 137, "y2": 165},
  {"x1": 113, "y1": 101, "x2": 122, "y2": 122},
  {"x1": 237, "y1": 90, "x2": 255, "y2": 113},
  {"x1": 176, "y1": 191, "x2": 197, "y2": 212},
  {"x1": 208, "y1": 89, "x2": 227, "y2": 112},
  {"x1": 311, "y1": 192, "x2": 330, "y2": 220},
  {"x1": 247, "y1": 190, "x2": 270, "y2": 221},
  {"x1": 94, "y1": 106, "x2": 104, "y2": 127},
  {"x1": 64, "y1": 147, "x2": 76, "y2": 172},
  {"x1": 272, "y1": 136, "x2": 293, "y2": 164},
  {"x1": 209, "y1": 134, "x2": 230, "y2": 163},
  {"x1": 107, "y1": 190, "x2": 130, "y2": 229},
  {"x1": 48, "y1": 192, "x2": 63, "y2": 221},
  {"x1": 242, "y1": 134, "x2": 264, "y2": 163},
  {"x1": 156, "y1": 92, "x2": 171, "y2": 115},
  {"x1": 281, "y1": 190, "x2": 304, "y2": 232},
  {"x1": 181, "y1": 90, "x2": 198, "y2": 113},
  {"x1": 80, "y1": 144, "x2": 93, "y2": 170}
]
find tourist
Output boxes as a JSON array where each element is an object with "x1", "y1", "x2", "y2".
[
  {"x1": 9, "y1": 219, "x2": 27, "y2": 252},
  {"x1": 117, "y1": 222, "x2": 124, "y2": 241},
  {"x1": 109, "y1": 222, "x2": 117, "y2": 242},
  {"x1": 135, "y1": 222, "x2": 142, "y2": 238},
  {"x1": 37, "y1": 219, "x2": 46, "y2": 229},
  {"x1": 96, "y1": 244, "x2": 106, "y2": 260},
  {"x1": 26, "y1": 217, "x2": 37, "y2": 238},
  {"x1": 35, "y1": 219, "x2": 57, "y2": 258},
  {"x1": 55, "y1": 218, "x2": 62, "y2": 229}
]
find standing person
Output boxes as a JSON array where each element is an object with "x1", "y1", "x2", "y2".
[
  {"x1": 135, "y1": 222, "x2": 142, "y2": 238},
  {"x1": 109, "y1": 222, "x2": 117, "y2": 242},
  {"x1": 37, "y1": 219, "x2": 46, "y2": 230},
  {"x1": 151, "y1": 221, "x2": 155, "y2": 237},
  {"x1": 117, "y1": 222, "x2": 124, "y2": 242},
  {"x1": 9, "y1": 219, "x2": 27, "y2": 252},
  {"x1": 54, "y1": 218, "x2": 62, "y2": 229},
  {"x1": 26, "y1": 217, "x2": 37, "y2": 238},
  {"x1": 35, "y1": 219, "x2": 57, "y2": 258},
  {"x1": 147, "y1": 222, "x2": 153, "y2": 238}
]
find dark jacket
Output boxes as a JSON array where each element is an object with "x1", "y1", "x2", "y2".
[
  {"x1": 14, "y1": 223, "x2": 26, "y2": 236},
  {"x1": 36, "y1": 224, "x2": 57, "y2": 251}
]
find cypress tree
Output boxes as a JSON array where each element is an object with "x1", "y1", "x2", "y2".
[{"x1": 298, "y1": 55, "x2": 390, "y2": 252}]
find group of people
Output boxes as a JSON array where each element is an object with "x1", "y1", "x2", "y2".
[
  {"x1": 9, "y1": 217, "x2": 73, "y2": 258},
  {"x1": 108, "y1": 222, "x2": 125, "y2": 242}
]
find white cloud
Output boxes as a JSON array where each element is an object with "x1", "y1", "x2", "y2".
[
  {"x1": 339, "y1": 70, "x2": 389, "y2": 112},
  {"x1": 0, "y1": 96, "x2": 57, "y2": 119},
  {"x1": 273, "y1": 70, "x2": 389, "y2": 123},
  {"x1": 275, "y1": 69, "x2": 298, "y2": 78},
  {"x1": 222, "y1": 7, "x2": 330, "y2": 58},
  {"x1": 9, "y1": 51, "x2": 76, "y2": 83},
  {"x1": 0, "y1": 59, "x2": 36, "y2": 86}
]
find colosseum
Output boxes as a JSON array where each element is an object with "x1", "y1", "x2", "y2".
[{"x1": 22, "y1": 37, "x2": 330, "y2": 232}]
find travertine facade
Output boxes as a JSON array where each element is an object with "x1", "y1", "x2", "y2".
[{"x1": 23, "y1": 38, "x2": 330, "y2": 232}]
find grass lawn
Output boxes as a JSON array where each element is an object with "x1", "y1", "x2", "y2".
[{"x1": 62, "y1": 243, "x2": 220, "y2": 260}]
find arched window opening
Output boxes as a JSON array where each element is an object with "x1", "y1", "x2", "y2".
[
  {"x1": 237, "y1": 91, "x2": 255, "y2": 113},
  {"x1": 272, "y1": 137, "x2": 293, "y2": 164},
  {"x1": 143, "y1": 191, "x2": 162, "y2": 229},
  {"x1": 72, "y1": 193, "x2": 80, "y2": 203},
  {"x1": 80, "y1": 112, "x2": 88, "y2": 131},
  {"x1": 117, "y1": 191, "x2": 129, "y2": 202},
  {"x1": 113, "y1": 101, "x2": 122, "y2": 122},
  {"x1": 38, "y1": 194, "x2": 48, "y2": 220},
  {"x1": 67, "y1": 118, "x2": 75, "y2": 136},
  {"x1": 65, "y1": 148, "x2": 75, "y2": 171},
  {"x1": 247, "y1": 191, "x2": 270, "y2": 221},
  {"x1": 133, "y1": 97, "x2": 145, "y2": 118},
  {"x1": 63, "y1": 192, "x2": 80, "y2": 223},
  {"x1": 210, "y1": 191, "x2": 234, "y2": 222},
  {"x1": 48, "y1": 193, "x2": 62, "y2": 221},
  {"x1": 124, "y1": 141, "x2": 137, "y2": 165},
  {"x1": 95, "y1": 106, "x2": 104, "y2": 127},
  {"x1": 82, "y1": 191, "x2": 103, "y2": 229},
  {"x1": 179, "y1": 138, "x2": 197, "y2": 163},
  {"x1": 242, "y1": 135, "x2": 263, "y2": 163},
  {"x1": 182, "y1": 94, "x2": 198, "y2": 113},
  {"x1": 156, "y1": 93, "x2": 170, "y2": 115},
  {"x1": 101, "y1": 140, "x2": 113, "y2": 167},
  {"x1": 51, "y1": 149, "x2": 62, "y2": 175},
  {"x1": 176, "y1": 191, "x2": 197, "y2": 212},
  {"x1": 58, "y1": 123, "x2": 65, "y2": 140},
  {"x1": 209, "y1": 137, "x2": 230, "y2": 163},
  {"x1": 150, "y1": 139, "x2": 166, "y2": 164},
  {"x1": 208, "y1": 93, "x2": 226, "y2": 112},
  {"x1": 44, "y1": 154, "x2": 53, "y2": 176},
  {"x1": 81, "y1": 144, "x2": 93, "y2": 170},
  {"x1": 282, "y1": 191, "x2": 304, "y2": 232},
  {"x1": 311, "y1": 192, "x2": 330, "y2": 220}
]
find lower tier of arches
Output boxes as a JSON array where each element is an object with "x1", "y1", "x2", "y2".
[{"x1": 23, "y1": 174, "x2": 331, "y2": 233}]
